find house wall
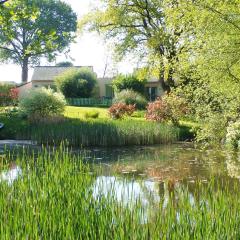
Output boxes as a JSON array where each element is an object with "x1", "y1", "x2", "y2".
[
  {"x1": 97, "y1": 78, "x2": 114, "y2": 98},
  {"x1": 145, "y1": 82, "x2": 164, "y2": 97},
  {"x1": 17, "y1": 82, "x2": 33, "y2": 98},
  {"x1": 18, "y1": 78, "x2": 115, "y2": 98}
]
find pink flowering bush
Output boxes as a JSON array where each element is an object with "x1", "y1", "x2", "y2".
[
  {"x1": 108, "y1": 103, "x2": 136, "y2": 119},
  {"x1": 146, "y1": 93, "x2": 188, "y2": 125}
]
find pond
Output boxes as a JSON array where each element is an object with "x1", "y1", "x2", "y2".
[{"x1": 1, "y1": 142, "x2": 240, "y2": 208}]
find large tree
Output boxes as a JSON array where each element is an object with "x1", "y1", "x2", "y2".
[
  {"x1": 168, "y1": 0, "x2": 240, "y2": 113},
  {"x1": 0, "y1": 0, "x2": 77, "y2": 82},
  {"x1": 81, "y1": 0, "x2": 185, "y2": 92}
]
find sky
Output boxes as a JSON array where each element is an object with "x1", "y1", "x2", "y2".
[{"x1": 0, "y1": 0, "x2": 135, "y2": 83}]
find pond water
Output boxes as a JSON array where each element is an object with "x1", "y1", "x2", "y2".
[{"x1": 1, "y1": 142, "x2": 240, "y2": 209}]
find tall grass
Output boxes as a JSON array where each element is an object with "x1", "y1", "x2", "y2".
[
  {"x1": 0, "y1": 147, "x2": 240, "y2": 238},
  {"x1": 17, "y1": 119, "x2": 182, "y2": 147}
]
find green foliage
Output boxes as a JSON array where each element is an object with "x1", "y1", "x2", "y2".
[
  {"x1": 113, "y1": 89, "x2": 147, "y2": 110},
  {"x1": 55, "y1": 68, "x2": 97, "y2": 98},
  {"x1": 0, "y1": 112, "x2": 28, "y2": 139},
  {"x1": 84, "y1": 110, "x2": 99, "y2": 119},
  {"x1": 19, "y1": 88, "x2": 66, "y2": 119},
  {"x1": 1, "y1": 149, "x2": 240, "y2": 238},
  {"x1": 0, "y1": 0, "x2": 77, "y2": 82},
  {"x1": 16, "y1": 118, "x2": 181, "y2": 146},
  {"x1": 56, "y1": 61, "x2": 74, "y2": 67},
  {"x1": 195, "y1": 114, "x2": 228, "y2": 146},
  {"x1": 113, "y1": 74, "x2": 146, "y2": 95},
  {"x1": 81, "y1": 0, "x2": 184, "y2": 91}
]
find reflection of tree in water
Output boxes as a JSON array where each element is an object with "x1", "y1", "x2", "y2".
[
  {"x1": 92, "y1": 144, "x2": 240, "y2": 222},
  {"x1": 225, "y1": 151, "x2": 240, "y2": 179}
]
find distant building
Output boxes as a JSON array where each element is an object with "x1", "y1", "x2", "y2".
[
  {"x1": 17, "y1": 66, "x2": 114, "y2": 99},
  {"x1": 17, "y1": 66, "x2": 163, "y2": 100}
]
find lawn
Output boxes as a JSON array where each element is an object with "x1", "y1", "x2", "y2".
[
  {"x1": 64, "y1": 106, "x2": 146, "y2": 120},
  {"x1": 64, "y1": 106, "x2": 109, "y2": 119}
]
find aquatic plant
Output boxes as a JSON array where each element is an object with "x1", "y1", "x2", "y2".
[
  {"x1": 17, "y1": 118, "x2": 180, "y2": 147},
  {"x1": 0, "y1": 148, "x2": 240, "y2": 238}
]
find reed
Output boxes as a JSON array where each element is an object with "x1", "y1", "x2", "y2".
[
  {"x1": 17, "y1": 118, "x2": 182, "y2": 147},
  {"x1": 0, "y1": 148, "x2": 240, "y2": 239}
]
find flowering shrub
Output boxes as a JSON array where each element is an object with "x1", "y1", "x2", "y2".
[
  {"x1": 145, "y1": 99, "x2": 169, "y2": 122},
  {"x1": 226, "y1": 121, "x2": 240, "y2": 148},
  {"x1": 19, "y1": 88, "x2": 66, "y2": 119},
  {"x1": 108, "y1": 103, "x2": 135, "y2": 119},
  {"x1": 146, "y1": 93, "x2": 188, "y2": 125},
  {"x1": 9, "y1": 88, "x2": 19, "y2": 101},
  {"x1": 0, "y1": 84, "x2": 19, "y2": 106}
]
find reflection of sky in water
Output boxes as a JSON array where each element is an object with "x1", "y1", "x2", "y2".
[
  {"x1": 1, "y1": 143, "x2": 240, "y2": 214},
  {"x1": 0, "y1": 166, "x2": 22, "y2": 185},
  {"x1": 93, "y1": 176, "x2": 160, "y2": 207}
]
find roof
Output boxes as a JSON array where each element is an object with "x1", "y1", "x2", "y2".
[
  {"x1": 31, "y1": 66, "x2": 94, "y2": 81},
  {"x1": 17, "y1": 82, "x2": 31, "y2": 88}
]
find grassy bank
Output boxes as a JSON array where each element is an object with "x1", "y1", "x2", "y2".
[
  {"x1": 0, "y1": 106, "x2": 194, "y2": 146},
  {"x1": 0, "y1": 148, "x2": 240, "y2": 238},
  {"x1": 17, "y1": 118, "x2": 182, "y2": 147}
]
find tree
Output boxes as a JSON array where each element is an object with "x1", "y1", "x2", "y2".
[
  {"x1": 0, "y1": 0, "x2": 77, "y2": 83},
  {"x1": 81, "y1": 0, "x2": 185, "y2": 92},
  {"x1": 113, "y1": 74, "x2": 146, "y2": 95},
  {"x1": 55, "y1": 68, "x2": 97, "y2": 98},
  {"x1": 56, "y1": 61, "x2": 74, "y2": 67},
  {"x1": 166, "y1": 0, "x2": 240, "y2": 144}
]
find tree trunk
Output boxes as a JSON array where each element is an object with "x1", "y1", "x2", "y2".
[
  {"x1": 159, "y1": 68, "x2": 171, "y2": 93},
  {"x1": 21, "y1": 57, "x2": 29, "y2": 83}
]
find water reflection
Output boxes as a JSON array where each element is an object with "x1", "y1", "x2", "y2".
[
  {"x1": 93, "y1": 176, "x2": 160, "y2": 206},
  {"x1": 1, "y1": 143, "x2": 240, "y2": 205},
  {"x1": 0, "y1": 163, "x2": 22, "y2": 184}
]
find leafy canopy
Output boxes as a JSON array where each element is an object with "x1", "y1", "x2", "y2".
[
  {"x1": 81, "y1": 0, "x2": 185, "y2": 91},
  {"x1": 113, "y1": 74, "x2": 146, "y2": 95},
  {"x1": 55, "y1": 68, "x2": 97, "y2": 98},
  {"x1": 0, "y1": 0, "x2": 77, "y2": 82}
]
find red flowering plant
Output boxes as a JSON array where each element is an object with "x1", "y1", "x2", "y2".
[
  {"x1": 9, "y1": 88, "x2": 19, "y2": 105},
  {"x1": 108, "y1": 103, "x2": 136, "y2": 119},
  {"x1": 0, "y1": 85, "x2": 19, "y2": 106},
  {"x1": 146, "y1": 93, "x2": 188, "y2": 125}
]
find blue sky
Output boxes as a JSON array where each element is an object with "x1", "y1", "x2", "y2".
[{"x1": 0, "y1": 0, "x2": 135, "y2": 83}]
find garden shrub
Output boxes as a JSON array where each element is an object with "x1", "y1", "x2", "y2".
[
  {"x1": 113, "y1": 74, "x2": 146, "y2": 95},
  {"x1": 55, "y1": 61, "x2": 73, "y2": 67},
  {"x1": 113, "y1": 89, "x2": 147, "y2": 110},
  {"x1": 132, "y1": 111, "x2": 145, "y2": 118},
  {"x1": 196, "y1": 113, "x2": 227, "y2": 146},
  {"x1": 108, "y1": 103, "x2": 135, "y2": 119},
  {"x1": 146, "y1": 93, "x2": 188, "y2": 125},
  {"x1": 0, "y1": 83, "x2": 19, "y2": 106},
  {"x1": 84, "y1": 110, "x2": 99, "y2": 119},
  {"x1": 19, "y1": 88, "x2": 66, "y2": 119},
  {"x1": 55, "y1": 68, "x2": 97, "y2": 98}
]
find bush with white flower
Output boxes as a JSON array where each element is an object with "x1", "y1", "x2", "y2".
[{"x1": 19, "y1": 88, "x2": 66, "y2": 119}]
